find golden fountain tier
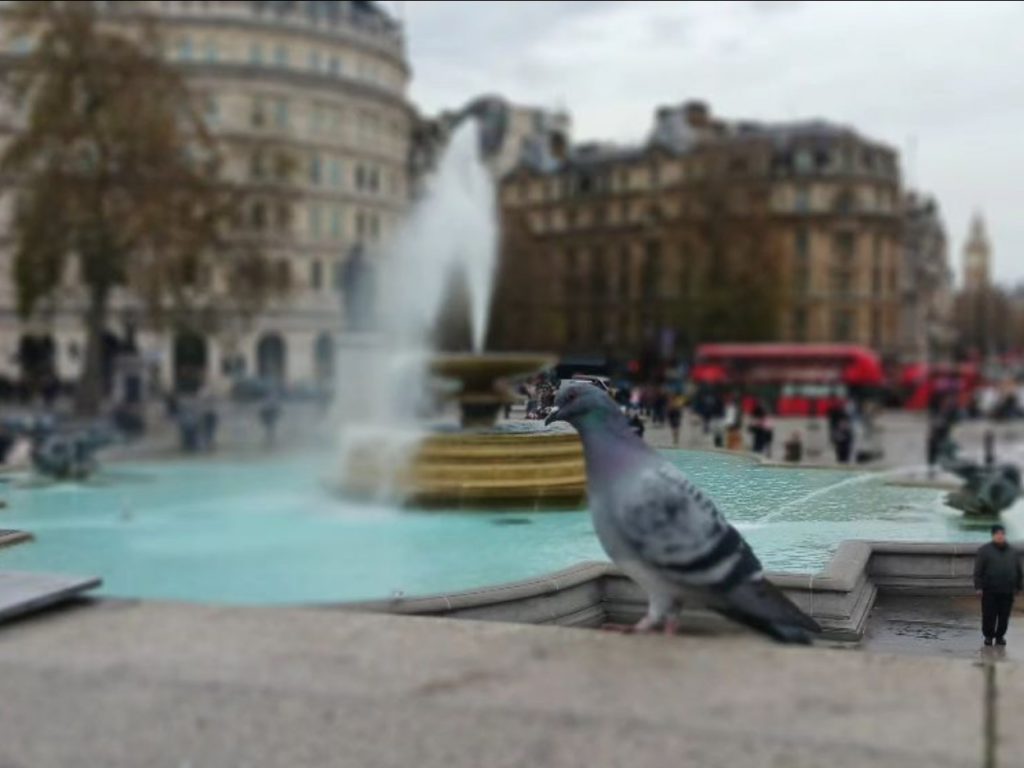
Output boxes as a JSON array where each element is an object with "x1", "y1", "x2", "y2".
[{"x1": 339, "y1": 353, "x2": 587, "y2": 509}]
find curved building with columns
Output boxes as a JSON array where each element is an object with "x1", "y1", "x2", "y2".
[{"x1": 0, "y1": 0, "x2": 412, "y2": 394}]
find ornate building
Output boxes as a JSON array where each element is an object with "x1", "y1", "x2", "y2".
[
  {"x1": 899, "y1": 193, "x2": 954, "y2": 361},
  {"x1": 954, "y1": 211, "x2": 1007, "y2": 358},
  {"x1": 0, "y1": 0, "x2": 413, "y2": 392},
  {"x1": 492, "y1": 101, "x2": 904, "y2": 361},
  {"x1": 962, "y1": 213, "x2": 991, "y2": 292}
]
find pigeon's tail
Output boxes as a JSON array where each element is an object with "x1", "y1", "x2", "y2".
[{"x1": 719, "y1": 577, "x2": 821, "y2": 645}]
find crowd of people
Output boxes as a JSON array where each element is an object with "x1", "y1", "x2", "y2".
[{"x1": 513, "y1": 376, "x2": 895, "y2": 466}]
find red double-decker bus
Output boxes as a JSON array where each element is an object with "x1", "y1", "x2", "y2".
[
  {"x1": 899, "y1": 362, "x2": 981, "y2": 411},
  {"x1": 690, "y1": 343, "x2": 884, "y2": 416}
]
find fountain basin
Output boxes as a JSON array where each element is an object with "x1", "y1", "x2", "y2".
[{"x1": 0, "y1": 450, "x2": 997, "y2": 605}]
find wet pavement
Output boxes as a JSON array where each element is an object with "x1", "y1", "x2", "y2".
[{"x1": 863, "y1": 593, "x2": 1024, "y2": 662}]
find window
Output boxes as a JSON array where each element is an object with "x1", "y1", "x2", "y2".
[
  {"x1": 251, "y1": 201, "x2": 266, "y2": 231},
  {"x1": 642, "y1": 241, "x2": 661, "y2": 300},
  {"x1": 249, "y1": 151, "x2": 266, "y2": 180},
  {"x1": 276, "y1": 260, "x2": 291, "y2": 289},
  {"x1": 309, "y1": 204, "x2": 322, "y2": 239},
  {"x1": 832, "y1": 232, "x2": 856, "y2": 296},
  {"x1": 249, "y1": 41, "x2": 263, "y2": 65},
  {"x1": 251, "y1": 96, "x2": 266, "y2": 128},
  {"x1": 274, "y1": 44, "x2": 289, "y2": 68},
  {"x1": 329, "y1": 55, "x2": 341, "y2": 75},
  {"x1": 794, "y1": 228, "x2": 810, "y2": 294},
  {"x1": 793, "y1": 309, "x2": 808, "y2": 341},
  {"x1": 10, "y1": 36, "x2": 31, "y2": 55},
  {"x1": 794, "y1": 149, "x2": 813, "y2": 173},
  {"x1": 872, "y1": 234, "x2": 883, "y2": 294},
  {"x1": 309, "y1": 49, "x2": 321, "y2": 71},
  {"x1": 274, "y1": 97, "x2": 289, "y2": 130},
  {"x1": 329, "y1": 157, "x2": 342, "y2": 188},
  {"x1": 331, "y1": 208, "x2": 342, "y2": 239},
  {"x1": 310, "y1": 104, "x2": 324, "y2": 136},
  {"x1": 204, "y1": 39, "x2": 218, "y2": 62},
  {"x1": 833, "y1": 310, "x2": 854, "y2": 342},
  {"x1": 795, "y1": 185, "x2": 810, "y2": 213},
  {"x1": 309, "y1": 152, "x2": 322, "y2": 185},
  {"x1": 333, "y1": 260, "x2": 345, "y2": 290},
  {"x1": 274, "y1": 151, "x2": 291, "y2": 181},
  {"x1": 355, "y1": 211, "x2": 366, "y2": 238},
  {"x1": 178, "y1": 36, "x2": 193, "y2": 61},
  {"x1": 204, "y1": 94, "x2": 219, "y2": 127},
  {"x1": 310, "y1": 260, "x2": 323, "y2": 290},
  {"x1": 355, "y1": 165, "x2": 366, "y2": 191},
  {"x1": 833, "y1": 189, "x2": 855, "y2": 215},
  {"x1": 591, "y1": 247, "x2": 607, "y2": 297},
  {"x1": 563, "y1": 248, "x2": 578, "y2": 298},
  {"x1": 276, "y1": 204, "x2": 291, "y2": 233},
  {"x1": 619, "y1": 248, "x2": 631, "y2": 296}
]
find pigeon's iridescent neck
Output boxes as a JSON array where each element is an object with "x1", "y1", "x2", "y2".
[{"x1": 573, "y1": 408, "x2": 648, "y2": 483}]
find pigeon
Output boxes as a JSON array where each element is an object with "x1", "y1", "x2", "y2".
[{"x1": 546, "y1": 382, "x2": 820, "y2": 644}]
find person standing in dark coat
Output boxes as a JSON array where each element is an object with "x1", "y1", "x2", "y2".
[{"x1": 974, "y1": 524, "x2": 1023, "y2": 646}]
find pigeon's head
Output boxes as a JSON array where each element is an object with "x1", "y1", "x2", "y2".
[{"x1": 545, "y1": 382, "x2": 619, "y2": 428}]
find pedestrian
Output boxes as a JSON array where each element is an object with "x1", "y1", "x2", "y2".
[
  {"x1": 748, "y1": 401, "x2": 774, "y2": 456},
  {"x1": 667, "y1": 392, "x2": 684, "y2": 447},
  {"x1": 723, "y1": 396, "x2": 743, "y2": 451},
  {"x1": 827, "y1": 401, "x2": 853, "y2": 463},
  {"x1": 784, "y1": 431, "x2": 803, "y2": 463},
  {"x1": 974, "y1": 524, "x2": 1023, "y2": 647},
  {"x1": 259, "y1": 392, "x2": 281, "y2": 448},
  {"x1": 202, "y1": 404, "x2": 219, "y2": 451},
  {"x1": 628, "y1": 409, "x2": 645, "y2": 439},
  {"x1": 926, "y1": 396, "x2": 957, "y2": 477},
  {"x1": 653, "y1": 388, "x2": 668, "y2": 427}
]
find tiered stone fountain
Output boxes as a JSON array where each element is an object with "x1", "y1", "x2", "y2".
[
  {"x1": 334, "y1": 118, "x2": 585, "y2": 509},
  {"x1": 341, "y1": 352, "x2": 586, "y2": 509}
]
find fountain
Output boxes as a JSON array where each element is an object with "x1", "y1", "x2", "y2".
[{"x1": 332, "y1": 119, "x2": 586, "y2": 509}]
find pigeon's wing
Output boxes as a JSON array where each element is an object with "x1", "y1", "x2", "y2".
[
  {"x1": 614, "y1": 459, "x2": 820, "y2": 643},
  {"x1": 613, "y1": 461, "x2": 762, "y2": 590}
]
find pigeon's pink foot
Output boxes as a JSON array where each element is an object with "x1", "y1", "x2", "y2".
[
  {"x1": 663, "y1": 618, "x2": 681, "y2": 636},
  {"x1": 600, "y1": 622, "x2": 636, "y2": 633}
]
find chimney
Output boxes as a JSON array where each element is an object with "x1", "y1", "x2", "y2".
[
  {"x1": 683, "y1": 100, "x2": 711, "y2": 129},
  {"x1": 549, "y1": 131, "x2": 568, "y2": 161}
]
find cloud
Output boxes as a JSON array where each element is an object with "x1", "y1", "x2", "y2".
[{"x1": 402, "y1": 0, "x2": 1024, "y2": 285}]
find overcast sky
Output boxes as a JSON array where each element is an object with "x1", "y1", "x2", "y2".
[{"x1": 395, "y1": 0, "x2": 1024, "y2": 286}]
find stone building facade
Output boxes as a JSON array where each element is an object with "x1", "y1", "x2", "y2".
[
  {"x1": 492, "y1": 101, "x2": 905, "y2": 362},
  {"x1": 0, "y1": 0, "x2": 413, "y2": 393},
  {"x1": 899, "y1": 193, "x2": 954, "y2": 361}
]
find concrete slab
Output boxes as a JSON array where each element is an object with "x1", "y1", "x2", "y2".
[
  {"x1": 994, "y1": 657, "x2": 1024, "y2": 766},
  {"x1": 0, "y1": 570, "x2": 101, "y2": 623},
  {"x1": 0, "y1": 600, "x2": 989, "y2": 767},
  {"x1": 864, "y1": 594, "x2": 1024, "y2": 662}
]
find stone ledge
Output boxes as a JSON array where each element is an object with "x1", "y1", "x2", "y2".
[{"x1": 347, "y1": 539, "x2": 1012, "y2": 643}]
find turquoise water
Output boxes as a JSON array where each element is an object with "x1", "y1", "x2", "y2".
[{"x1": 0, "y1": 450, "x2": 1018, "y2": 605}]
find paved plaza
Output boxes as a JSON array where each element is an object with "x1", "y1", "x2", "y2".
[{"x1": 0, "y1": 599, "x2": 1013, "y2": 768}]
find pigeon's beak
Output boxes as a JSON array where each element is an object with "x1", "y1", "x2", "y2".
[{"x1": 544, "y1": 407, "x2": 561, "y2": 426}]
